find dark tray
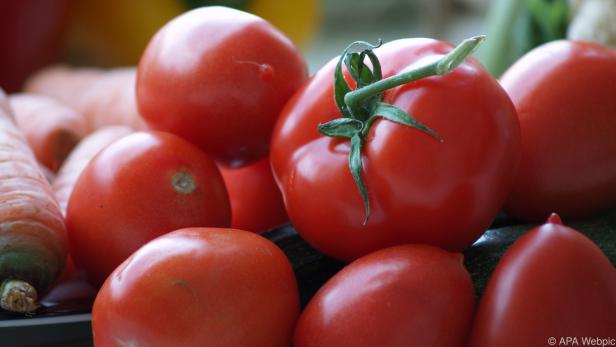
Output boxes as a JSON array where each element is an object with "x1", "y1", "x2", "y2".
[{"x1": 0, "y1": 277, "x2": 96, "y2": 347}]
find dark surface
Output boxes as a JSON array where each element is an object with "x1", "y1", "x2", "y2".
[
  {"x1": 262, "y1": 224, "x2": 345, "y2": 308},
  {"x1": 0, "y1": 312, "x2": 92, "y2": 347}
]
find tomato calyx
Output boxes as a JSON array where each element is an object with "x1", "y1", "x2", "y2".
[{"x1": 318, "y1": 35, "x2": 486, "y2": 223}]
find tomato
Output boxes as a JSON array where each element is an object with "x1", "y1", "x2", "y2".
[
  {"x1": 66, "y1": 131, "x2": 230, "y2": 287},
  {"x1": 294, "y1": 244, "x2": 475, "y2": 347},
  {"x1": 501, "y1": 40, "x2": 616, "y2": 221},
  {"x1": 469, "y1": 214, "x2": 616, "y2": 346},
  {"x1": 219, "y1": 157, "x2": 288, "y2": 233},
  {"x1": 92, "y1": 227, "x2": 299, "y2": 347},
  {"x1": 0, "y1": 0, "x2": 69, "y2": 92},
  {"x1": 271, "y1": 38, "x2": 520, "y2": 261},
  {"x1": 136, "y1": 6, "x2": 307, "y2": 167}
]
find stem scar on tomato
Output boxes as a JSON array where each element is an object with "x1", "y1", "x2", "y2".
[
  {"x1": 172, "y1": 171, "x2": 196, "y2": 194},
  {"x1": 319, "y1": 35, "x2": 486, "y2": 224}
]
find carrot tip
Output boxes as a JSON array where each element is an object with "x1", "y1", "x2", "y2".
[{"x1": 0, "y1": 279, "x2": 39, "y2": 313}]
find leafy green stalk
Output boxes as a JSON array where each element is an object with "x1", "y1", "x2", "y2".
[{"x1": 479, "y1": 0, "x2": 569, "y2": 77}]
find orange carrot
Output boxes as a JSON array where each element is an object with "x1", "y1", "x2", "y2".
[
  {"x1": 76, "y1": 67, "x2": 147, "y2": 131},
  {"x1": 9, "y1": 94, "x2": 88, "y2": 172},
  {"x1": 0, "y1": 92, "x2": 13, "y2": 120},
  {"x1": 24, "y1": 66, "x2": 147, "y2": 132},
  {"x1": 23, "y1": 65, "x2": 103, "y2": 107},
  {"x1": 0, "y1": 89, "x2": 67, "y2": 313},
  {"x1": 53, "y1": 125, "x2": 133, "y2": 214},
  {"x1": 38, "y1": 162, "x2": 57, "y2": 184}
]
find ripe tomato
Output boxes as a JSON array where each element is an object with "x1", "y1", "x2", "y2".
[
  {"x1": 501, "y1": 40, "x2": 616, "y2": 221},
  {"x1": 271, "y1": 38, "x2": 520, "y2": 261},
  {"x1": 219, "y1": 157, "x2": 288, "y2": 233},
  {"x1": 136, "y1": 6, "x2": 307, "y2": 167},
  {"x1": 469, "y1": 214, "x2": 616, "y2": 347},
  {"x1": 66, "y1": 131, "x2": 230, "y2": 287},
  {"x1": 294, "y1": 244, "x2": 475, "y2": 347},
  {"x1": 92, "y1": 227, "x2": 299, "y2": 347}
]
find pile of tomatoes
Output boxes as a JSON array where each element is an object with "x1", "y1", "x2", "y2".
[{"x1": 54, "y1": 6, "x2": 616, "y2": 347}]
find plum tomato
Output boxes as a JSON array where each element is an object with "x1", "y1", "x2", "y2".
[{"x1": 469, "y1": 214, "x2": 616, "y2": 346}]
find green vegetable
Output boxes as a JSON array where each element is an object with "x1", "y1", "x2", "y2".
[{"x1": 479, "y1": 0, "x2": 569, "y2": 77}]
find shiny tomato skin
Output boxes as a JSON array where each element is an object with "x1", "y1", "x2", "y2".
[
  {"x1": 92, "y1": 227, "x2": 299, "y2": 347},
  {"x1": 501, "y1": 40, "x2": 616, "y2": 221},
  {"x1": 294, "y1": 244, "x2": 475, "y2": 347},
  {"x1": 469, "y1": 216, "x2": 616, "y2": 347},
  {"x1": 219, "y1": 157, "x2": 288, "y2": 233},
  {"x1": 271, "y1": 39, "x2": 520, "y2": 261},
  {"x1": 136, "y1": 6, "x2": 307, "y2": 167},
  {"x1": 66, "y1": 131, "x2": 230, "y2": 287}
]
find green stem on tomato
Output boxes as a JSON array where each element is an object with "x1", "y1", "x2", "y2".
[
  {"x1": 344, "y1": 35, "x2": 485, "y2": 117},
  {"x1": 319, "y1": 35, "x2": 486, "y2": 224}
]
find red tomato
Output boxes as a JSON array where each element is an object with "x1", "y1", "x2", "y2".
[
  {"x1": 0, "y1": 0, "x2": 68, "y2": 92},
  {"x1": 92, "y1": 227, "x2": 299, "y2": 347},
  {"x1": 66, "y1": 131, "x2": 230, "y2": 287},
  {"x1": 219, "y1": 157, "x2": 288, "y2": 233},
  {"x1": 271, "y1": 38, "x2": 520, "y2": 261},
  {"x1": 469, "y1": 214, "x2": 616, "y2": 346},
  {"x1": 294, "y1": 244, "x2": 475, "y2": 347},
  {"x1": 136, "y1": 6, "x2": 307, "y2": 167},
  {"x1": 501, "y1": 40, "x2": 616, "y2": 221}
]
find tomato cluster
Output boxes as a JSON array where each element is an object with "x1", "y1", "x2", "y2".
[{"x1": 20, "y1": 5, "x2": 614, "y2": 347}]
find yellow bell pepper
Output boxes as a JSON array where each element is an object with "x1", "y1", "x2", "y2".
[{"x1": 64, "y1": 0, "x2": 318, "y2": 67}]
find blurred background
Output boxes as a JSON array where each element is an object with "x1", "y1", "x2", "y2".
[
  {"x1": 305, "y1": 0, "x2": 487, "y2": 72},
  {"x1": 1, "y1": 0, "x2": 614, "y2": 92}
]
